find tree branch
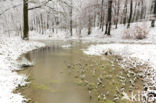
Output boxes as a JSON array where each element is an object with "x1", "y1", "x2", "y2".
[
  {"x1": 28, "y1": 0, "x2": 52, "y2": 10},
  {"x1": 0, "y1": 4, "x2": 22, "y2": 16}
]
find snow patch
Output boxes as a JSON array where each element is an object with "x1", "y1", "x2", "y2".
[
  {"x1": 0, "y1": 37, "x2": 45, "y2": 103},
  {"x1": 84, "y1": 44, "x2": 156, "y2": 68},
  {"x1": 62, "y1": 44, "x2": 72, "y2": 48}
]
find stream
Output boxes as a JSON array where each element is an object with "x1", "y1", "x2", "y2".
[{"x1": 18, "y1": 40, "x2": 144, "y2": 103}]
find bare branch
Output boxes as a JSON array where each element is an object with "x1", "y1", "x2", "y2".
[
  {"x1": 28, "y1": 0, "x2": 52, "y2": 10},
  {"x1": 0, "y1": 4, "x2": 22, "y2": 16}
]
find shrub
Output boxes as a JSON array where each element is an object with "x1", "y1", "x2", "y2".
[
  {"x1": 134, "y1": 25, "x2": 149, "y2": 39},
  {"x1": 122, "y1": 28, "x2": 134, "y2": 39},
  {"x1": 122, "y1": 24, "x2": 149, "y2": 40}
]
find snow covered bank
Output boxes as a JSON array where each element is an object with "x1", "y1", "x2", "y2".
[
  {"x1": 84, "y1": 44, "x2": 156, "y2": 67},
  {"x1": 84, "y1": 43, "x2": 156, "y2": 101},
  {"x1": 0, "y1": 37, "x2": 45, "y2": 103},
  {"x1": 29, "y1": 22, "x2": 156, "y2": 44}
]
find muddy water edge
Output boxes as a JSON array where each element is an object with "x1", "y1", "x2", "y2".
[{"x1": 17, "y1": 40, "x2": 144, "y2": 103}]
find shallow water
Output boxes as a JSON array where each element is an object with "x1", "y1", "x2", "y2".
[
  {"x1": 19, "y1": 41, "x2": 94, "y2": 103},
  {"x1": 19, "y1": 40, "x2": 143, "y2": 103}
]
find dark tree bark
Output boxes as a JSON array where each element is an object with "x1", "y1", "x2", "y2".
[
  {"x1": 23, "y1": 0, "x2": 29, "y2": 40},
  {"x1": 127, "y1": 0, "x2": 133, "y2": 28},
  {"x1": 88, "y1": 16, "x2": 92, "y2": 35},
  {"x1": 105, "y1": 0, "x2": 112, "y2": 35},
  {"x1": 151, "y1": 0, "x2": 156, "y2": 27}
]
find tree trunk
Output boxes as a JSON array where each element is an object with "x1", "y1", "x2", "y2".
[
  {"x1": 115, "y1": 0, "x2": 120, "y2": 29},
  {"x1": 88, "y1": 16, "x2": 92, "y2": 35},
  {"x1": 23, "y1": 0, "x2": 29, "y2": 40},
  {"x1": 132, "y1": 2, "x2": 137, "y2": 22},
  {"x1": 105, "y1": 23, "x2": 108, "y2": 34},
  {"x1": 151, "y1": 0, "x2": 156, "y2": 27},
  {"x1": 151, "y1": 20, "x2": 155, "y2": 27},
  {"x1": 70, "y1": 0, "x2": 73, "y2": 36},
  {"x1": 100, "y1": 0, "x2": 104, "y2": 31},
  {"x1": 105, "y1": 0, "x2": 112, "y2": 35},
  {"x1": 123, "y1": 0, "x2": 127, "y2": 25},
  {"x1": 40, "y1": 14, "x2": 44, "y2": 34},
  {"x1": 127, "y1": 0, "x2": 133, "y2": 28}
]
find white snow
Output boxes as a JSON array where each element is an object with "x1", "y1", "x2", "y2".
[
  {"x1": 0, "y1": 37, "x2": 45, "y2": 103},
  {"x1": 84, "y1": 44, "x2": 156, "y2": 68},
  {"x1": 62, "y1": 44, "x2": 72, "y2": 48},
  {"x1": 84, "y1": 43, "x2": 156, "y2": 99},
  {"x1": 29, "y1": 22, "x2": 156, "y2": 44}
]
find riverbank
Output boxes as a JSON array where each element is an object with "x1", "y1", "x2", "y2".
[
  {"x1": 0, "y1": 37, "x2": 45, "y2": 103},
  {"x1": 17, "y1": 41, "x2": 145, "y2": 103},
  {"x1": 84, "y1": 44, "x2": 156, "y2": 102}
]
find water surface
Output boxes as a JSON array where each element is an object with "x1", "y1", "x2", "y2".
[{"x1": 19, "y1": 40, "x2": 143, "y2": 103}]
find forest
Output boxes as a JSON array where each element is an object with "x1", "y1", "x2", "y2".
[
  {"x1": 0, "y1": 0, "x2": 155, "y2": 39},
  {"x1": 0, "y1": 0, "x2": 156, "y2": 103}
]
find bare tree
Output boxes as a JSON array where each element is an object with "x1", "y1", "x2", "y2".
[
  {"x1": 23, "y1": 0, "x2": 29, "y2": 40},
  {"x1": 100, "y1": 0, "x2": 104, "y2": 31},
  {"x1": 114, "y1": 0, "x2": 120, "y2": 29},
  {"x1": 123, "y1": 0, "x2": 128, "y2": 25},
  {"x1": 151, "y1": 0, "x2": 156, "y2": 27},
  {"x1": 70, "y1": 0, "x2": 73, "y2": 36},
  {"x1": 127, "y1": 0, "x2": 133, "y2": 28},
  {"x1": 105, "y1": 0, "x2": 112, "y2": 35}
]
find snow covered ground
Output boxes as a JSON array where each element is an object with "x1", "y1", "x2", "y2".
[
  {"x1": 83, "y1": 44, "x2": 156, "y2": 101},
  {"x1": 30, "y1": 21, "x2": 156, "y2": 44},
  {"x1": 84, "y1": 44, "x2": 156, "y2": 67},
  {"x1": 0, "y1": 37, "x2": 45, "y2": 103}
]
